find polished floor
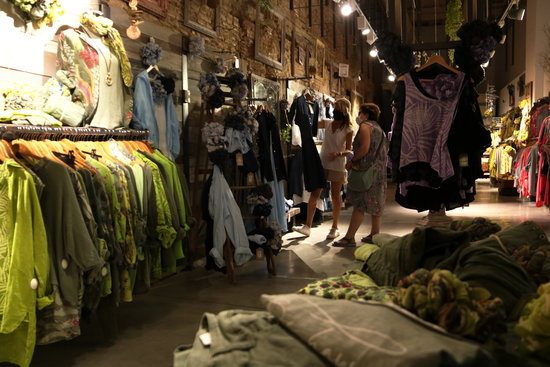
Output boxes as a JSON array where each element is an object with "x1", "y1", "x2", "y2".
[{"x1": 30, "y1": 179, "x2": 550, "y2": 366}]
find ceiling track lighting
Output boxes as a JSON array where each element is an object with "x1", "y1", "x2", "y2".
[
  {"x1": 369, "y1": 48, "x2": 378, "y2": 57},
  {"x1": 498, "y1": 0, "x2": 526, "y2": 28},
  {"x1": 388, "y1": 74, "x2": 396, "y2": 82},
  {"x1": 340, "y1": 1, "x2": 354, "y2": 16}
]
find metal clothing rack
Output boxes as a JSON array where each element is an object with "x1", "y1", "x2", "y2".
[{"x1": 0, "y1": 124, "x2": 149, "y2": 141}]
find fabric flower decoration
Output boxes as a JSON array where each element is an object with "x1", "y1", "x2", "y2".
[
  {"x1": 279, "y1": 99, "x2": 289, "y2": 111},
  {"x1": 141, "y1": 42, "x2": 163, "y2": 66},
  {"x1": 208, "y1": 148, "x2": 229, "y2": 167},
  {"x1": 209, "y1": 88, "x2": 225, "y2": 109},
  {"x1": 230, "y1": 83, "x2": 248, "y2": 100},
  {"x1": 215, "y1": 57, "x2": 227, "y2": 73},
  {"x1": 422, "y1": 74, "x2": 461, "y2": 101},
  {"x1": 225, "y1": 68, "x2": 246, "y2": 88},
  {"x1": 253, "y1": 203, "x2": 272, "y2": 218},
  {"x1": 188, "y1": 35, "x2": 205, "y2": 56},
  {"x1": 151, "y1": 76, "x2": 167, "y2": 104}
]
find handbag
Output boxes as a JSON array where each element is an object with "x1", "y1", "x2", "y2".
[
  {"x1": 291, "y1": 120, "x2": 302, "y2": 147},
  {"x1": 348, "y1": 165, "x2": 375, "y2": 191},
  {"x1": 347, "y1": 129, "x2": 386, "y2": 191}
]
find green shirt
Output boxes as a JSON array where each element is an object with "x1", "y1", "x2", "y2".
[{"x1": 0, "y1": 160, "x2": 53, "y2": 367}]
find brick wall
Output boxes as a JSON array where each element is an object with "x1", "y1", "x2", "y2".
[{"x1": 109, "y1": 0, "x2": 374, "y2": 97}]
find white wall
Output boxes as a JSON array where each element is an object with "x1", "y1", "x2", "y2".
[
  {"x1": 525, "y1": 0, "x2": 550, "y2": 102},
  {"x1": 0, "y1": 0, "x2": 97, "y2": 86},
  {"x1": 498, "y1": 73, "x2": 526, "y2": 116}
]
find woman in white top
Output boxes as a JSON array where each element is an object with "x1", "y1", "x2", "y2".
[{"x1": 320, "y1": 98, "x2": 355, "y2": 239}]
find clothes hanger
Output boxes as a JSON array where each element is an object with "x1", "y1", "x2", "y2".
[{"x1": 416, "y1": 54, "x2": 458, "y2": 75}]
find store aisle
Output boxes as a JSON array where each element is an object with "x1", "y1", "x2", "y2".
[{"x1": 30, "y1": 179, "x2": 550, "y2": 367}]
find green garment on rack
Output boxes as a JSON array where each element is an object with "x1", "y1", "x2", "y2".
[
  {"x1": 134, "y1": 151, "x2": 176, "y2": 280},
  {"x1": 0, "y1": 160, "x2": 53, "y2": 367},
  {"x1": 87, "y1": 158, "x2": 124, "y2": 263}
]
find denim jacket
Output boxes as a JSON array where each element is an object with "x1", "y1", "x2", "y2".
[{"x1": 132, "y1": 70, "x2": 181, "y2": 160}]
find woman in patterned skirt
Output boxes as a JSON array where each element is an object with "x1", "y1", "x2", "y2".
[{"x1": 333, "y1": 103, "x2": 388, "y2": 247}]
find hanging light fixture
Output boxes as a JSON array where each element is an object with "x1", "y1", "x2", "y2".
[
  {"x1": 362, "y1": 28, "x2": 371, "y2": 35},
  {"x1": 369, "y1": 47, "x2": 378, "y2": 57},
  {"x1": 340, "y1": 1, "x2": 354, "y2": 16},
  {"x1": 388, "y1": 74, "x2": 396, "y2": 82}
]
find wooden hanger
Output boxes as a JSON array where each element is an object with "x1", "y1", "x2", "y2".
[{"x1": 416, "y1": 54, "x2": 458, "y2": 74}]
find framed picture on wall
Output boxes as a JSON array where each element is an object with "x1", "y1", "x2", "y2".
[
  {"x1": 184, "y1": 0, "x2": 221, "y2": 38},
  {"x1": 255, "y1": 5, "x2": 285, "y2": 70},
  {"x1": 130, "y1": 0, "x2": 167, "y2": 18},
  {"x1": 330, "y1": 63, "x2": 341, "y2": 95},
  {"x1": 314, "y1": 39, "x2": 325, "y2": 79},
  {"x1": 291, "y1": 29, "x2": 312, "y2": 77}
]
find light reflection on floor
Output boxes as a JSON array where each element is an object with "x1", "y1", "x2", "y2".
[{"x1": 283, "y1": 179, "x2": 550, "y2": 276}]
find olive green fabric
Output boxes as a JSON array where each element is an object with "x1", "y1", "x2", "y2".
[
  {"x1": 262, "y1": 294, "x2": 496, "y2": 367},
  {"x1": 364, "y1": 226, "x2": 470, "y2": 286},
  {"x1": 174, "y1": 310, "x2": 330, "y2": 367}
]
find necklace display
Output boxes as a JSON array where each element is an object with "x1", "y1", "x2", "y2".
[
  {"x1": 95, "y1": 37, "x2": 113, "y2": 86},
  {"x1": 82, "y1": 26, "x2": 114, "y2": 86}
]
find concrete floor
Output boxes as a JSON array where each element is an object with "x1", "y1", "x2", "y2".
[{"x1": 30, "y1": 179, "x2": 550, "y2": 366}]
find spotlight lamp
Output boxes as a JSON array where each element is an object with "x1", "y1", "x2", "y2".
[
  {"x1": 498, "y1": 0, "x2": 526, "y2": 28},
  {"x1": 340, "y1": 2, "x2": 353, "y2": 16},
  {"x1": 362, "y1": 28, "x2": 371, "y2": 35},
  {"x1": 508, "y1": 3, "x2": 525, "y2": 21},
  {"x1": 369, "y1": 48, "x2": 378, "y2": 57},
  {"x1": 388, "y1": 74, "x2": 396, "y2": 82}
]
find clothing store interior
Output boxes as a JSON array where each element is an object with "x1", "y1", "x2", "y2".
[{"x1": 1, "y1": 0, "x2": 550, "y2": 366}]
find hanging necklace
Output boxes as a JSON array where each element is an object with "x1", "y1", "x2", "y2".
[
  {"x1": 82, "y1": 26, "x2": 113, "y2": 86},
  {"x1": 95, "y1": 39, "x2": 113, "y2": 86}
]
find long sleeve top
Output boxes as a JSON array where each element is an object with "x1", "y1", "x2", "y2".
[
  {"x1": 208, "y1": 166, "x2": 252, "y2": 268},
  {"x1": 0, "y1": 160, "x2": 53, "y2": 367},
  {"x1": 132, "y1": 70, "x2": 181, "y2": 160}
]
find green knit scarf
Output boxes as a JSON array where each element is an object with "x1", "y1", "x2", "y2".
[{"x1": 80, "y1": 12, "x2": 133, "y2": 87}]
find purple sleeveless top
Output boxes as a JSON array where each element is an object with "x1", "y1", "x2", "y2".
[{"x1": 400, "y1": 71, "x2": 465, "y2": 181}]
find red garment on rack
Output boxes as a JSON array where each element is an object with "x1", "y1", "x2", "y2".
[
  {"x1": 531, "y1": 104, "x2": 550, "y2": 139},
  {"x1": 514, "y1": 146, "x2": 533, "y2": 198},
  {"x1": 536, "y1": 117, "x2": 550, "y2": 207}
]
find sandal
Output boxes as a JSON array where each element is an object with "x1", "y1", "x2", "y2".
[
  {"x1": 332, "y1": 237, "x2": 357, "y2": 247},
  {"x1": 361, "y1": 234, "x2": 374, "y2": 243}
]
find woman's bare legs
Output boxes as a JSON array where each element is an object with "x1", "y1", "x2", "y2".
[
  {"x1": 343, "y1": 207, "x2": 365, "y2": 242},
  {"x1": 330, "y1": 181, "x2": 343, "y2": 230},
  {"x1": 305, "y1": 187, "x2": 323, "y2": 228}
]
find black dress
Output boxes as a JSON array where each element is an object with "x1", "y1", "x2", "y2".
[
  {"x1": 287, "y1": 95, "x2": 326, "y2": 193},
  {"x1": 257, "y1": 110, "x2": 287, "y2": 182}
]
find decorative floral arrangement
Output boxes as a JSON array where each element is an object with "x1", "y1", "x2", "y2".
[
  {"x1": 202, "y1": 121, "x2": 228, "y2": 166},
  {"x1": 215, "y1": 57, "x2": 227, "y2": 73},
  {"x1": 141, "y1": 42, "x2": 163, "y2": 67},
  {"x1": 198, "y1": 73, "x2": 224, "y2": 108},
  {"x1": 188, "y1": 35, "x2": 205, "y2": 56},
  {"x1": 225, "y1": 105, "x2": 258, "y2": 133},
  {"x1": 225, "y1": 68, "x2": 248, "y2": 100},
  {"x1": 373, "y1": 31, "x2": 414, "y2": 77},
  {"x1": 454, "y1": 20, "x2": 503, "y2": 85},
  {"x1": 151, "y1": 76, "x2": 168, "y2": 104},
  {"x1": 8, "y1": 0, "x2": 64, "y2": 27},
  {"x1": 422, "y1": 74, "x2": 461, "y2": 101},
  {"x1": 252, "y1": 203, "x2": 272, "y2": 217}
]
